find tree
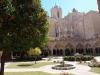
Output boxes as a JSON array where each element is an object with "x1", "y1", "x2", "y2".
[
  {"x1": 0, "y1": 0, "x2": 50, "y2": 75},
  {"x1": 27, "y1": 47, "x2": 42, "y2": 64},
  {"x1": 0, "y1": 0, "x2": 13, "y2": 75},
  {"x1": 65, "y1": 48, "x2": 71, "y2": 56},
  {"x1": 40, "y1": 45, "x2": 50, "y2": 57}
]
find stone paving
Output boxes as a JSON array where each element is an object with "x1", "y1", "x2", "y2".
[{"x1": 3, "y1": 57, "x2": 100, "y2": 75}]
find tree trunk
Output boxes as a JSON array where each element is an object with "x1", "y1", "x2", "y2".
[
  {"x1": 35, "y1": 57, "x2": 36, "y2": 64},
  {"x1": 0, "y1": 50, "x2": 6, "y2": 75}
]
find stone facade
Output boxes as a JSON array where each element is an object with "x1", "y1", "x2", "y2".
[{"x1": 47, "y1": 5, "x2": 100, "y2": 56}]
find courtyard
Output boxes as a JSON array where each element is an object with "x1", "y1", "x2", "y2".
[{"x1": 2, "y1": 56, "x2": 100, "y2": 75}]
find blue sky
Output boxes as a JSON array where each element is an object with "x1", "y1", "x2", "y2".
[{"x1": 41, "y1": 0, "x2": 98, "y2": 18}]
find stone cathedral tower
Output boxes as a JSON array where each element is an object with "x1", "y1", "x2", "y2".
[
  {"x1": 49, "y1": 5, "x2": 74, "y2": 39},
  {"x1": 51, "y1": 5, "x2": 62, "y2": 19},
  {"x1": 47, "y1": 4, "x2": 100, "y2": 56}
]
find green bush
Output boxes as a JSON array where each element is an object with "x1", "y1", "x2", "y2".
[
  {"x1": 64, "y1": 57, "x2": 68, "y2": 61},
  {"x1": 16, "y1": 56, "x2": 42, "y2": 61},
  {"x1": 87, "y1": 56, "x2": 91, "y2": 61},
  {"x1": 81, "y1": 56, "x2": 94, "y2": 61},
  {"x1": 64, "y1": 55, "x2": 94, "y2": 61},
  {"x1": 67, "y1": 56, "x2": 72, "y2": 61},
  {"x1": 36, "y1": 56, "x2": 42, "y2": 60},
  {"x1": 76, "y1": 57, "x2": 81, "y2": 61},
  {"x1": 71, "y1": 56, "x2": 75, "y2": 61},
  {"x1": 65, "y1": 48, "x2": 71, "y2": 56}
]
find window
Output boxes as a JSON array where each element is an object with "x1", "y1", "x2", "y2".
[
  {"x1": 57, "y1": 11, "x2": 59, "y2": 18},
  {"x1": 72, "y1": 16, "x2": 76, "y2": 21}
]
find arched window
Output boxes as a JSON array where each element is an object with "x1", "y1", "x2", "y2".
[
  {"x1": 57, "y1": 11, "x2": 59, "y2": 18},
  {"x1": 72, "y1": 16, "x2": 76, "y2": 21}
]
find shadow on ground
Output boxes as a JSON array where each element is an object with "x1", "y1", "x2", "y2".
[{"x1": 17, "y1": 64, "x2": 33, "y2": 67}]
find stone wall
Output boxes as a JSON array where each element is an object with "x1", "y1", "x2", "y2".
[{"x1": 48, "y1": 5, "x2": 100, "y2": 56}]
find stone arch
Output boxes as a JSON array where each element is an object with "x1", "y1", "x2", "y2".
[
  {"x1": 85, "y1": 43, "x2": 92, "y2": 54},
  {"x1": 53, "y1": 43, "x2": 63, "y2": 49},
  {"x1": 95, "y1": 41, "x2": 100, "y2": 54},
  {"x1": 95, "y1": 41, "x2": 100, "y2": 47},
  {"x1": 85, "y1": 43, "x2": 91, "y2": 48},
  {"x1": 76, "y1": 43, "x2": 83, "y2": 54},
  {"x1": 76, "y1": 43, "x2": 83, "y2": 49},
  {"x1": 53, "y1": 43, "x2": 63, "y2": 56},
  {"x1": 65, "y1": 43, "x2": 74, "y2": 56},
  {"x1": 65, "y1": 43, "x2": 74, "y2": 49}
]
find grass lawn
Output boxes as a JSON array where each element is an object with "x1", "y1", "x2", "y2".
[
  {"x1": 90, "y1": 67, "x2": 100, "y2": 74},
  {"x1": 6, "y1": 62, "x2": 58, "y2": 68},
  {"x1": 4, "y1": 71, "x2": 59, "y2": 75},
  {"x1": 5, "y1": 71, "x2": 74, "y2": 75}
]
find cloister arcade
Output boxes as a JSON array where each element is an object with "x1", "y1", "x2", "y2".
[{"x1": 47, "y1": 39, "x2": 100, "y2": 56}]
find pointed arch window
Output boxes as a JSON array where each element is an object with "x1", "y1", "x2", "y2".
[{"x1": 57, "y1": 11, "x2": 59, "y2": 18}]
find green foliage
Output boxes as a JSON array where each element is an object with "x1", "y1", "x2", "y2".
[
  {"x1": 64, "y1": 56, "x2": 68, "y2": 60},
  {"x1": 0, "y1": 0, "x2": 50, "y2": 52},
  {"x1": 71, "y1": 56, "x2": 75, "y2": 61},
  {"x1": 27, "y1": 47, "x2": 42, "y2": 64},
  {"x1": 76, "y1": 57, "x2": 81, "y2": 61},
  {"x1": 65, "y1": 48, "x2": 71, "y2": 56},
  {"x1": 81, "y1": 56, "x2": 87, "y2": 61},
  {"x1": 67, "y1": 56, "x2": 71, "y2": 61},
  {"x1": 16, "y1": 56, "x2": 42, "y2": 61},
  {"x1": 81, "y1": 56, "x2": 94, "y2": 61},
  {"x1": 64, "y1": 55, "x2": 94, "y2": 61},
  {"x1": 27, "y1": 47, "x2": 42, "y2": 56},
  {"x1": 40, "y1": 45, "x2": 50, "y2": 57}
]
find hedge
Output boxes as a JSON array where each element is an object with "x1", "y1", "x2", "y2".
[{"x1": 64, "y1": 55, "x2": 94, "y2": 61}]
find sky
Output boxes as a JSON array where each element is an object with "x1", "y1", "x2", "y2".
[{"x1": 41, "y1": 0, "x2": 98, "y2": 18}]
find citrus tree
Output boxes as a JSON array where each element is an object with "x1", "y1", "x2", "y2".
[
  {"x1": 0, "y1": 0, "x2": 50, "y2": 75},
  {"x1": 27, "y1": 47, "x2": 42, "y2": 64}
]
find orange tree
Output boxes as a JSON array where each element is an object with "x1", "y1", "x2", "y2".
[{"x1": 0, "y1": 0, "x2": 50, "y2": 75}]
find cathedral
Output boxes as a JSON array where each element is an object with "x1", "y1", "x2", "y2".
[{"x1": 47, "y1": 5, "x2": 100, "y2": 56}]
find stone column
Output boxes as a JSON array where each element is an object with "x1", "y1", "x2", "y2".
[
  {"x1": 49, "y1": 46, "x2": 53, "y2": 56},
  {"x1": 92, "y1": 40, "x2": 95, "y2": 55}
]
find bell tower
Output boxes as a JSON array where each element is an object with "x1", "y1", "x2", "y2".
[{"x1": 50, "y1": 5, "x2": 62, "y2": 19}]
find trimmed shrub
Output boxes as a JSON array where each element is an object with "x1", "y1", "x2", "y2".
[
  {"x1": 71, "y1": 56, "x2": 75, "y2": 61},
  {"x1": 64, "y1": 55, "x2": 94, "y2": 61},
  {"x1": 76, "y1": 57, "x2": 81, "y2": 61},
  {"x1": 87, "y1": 56, "x2": 91, "y2": 61},
  {"x1": 16, "y1": 56, "x2": 42, "y2": 61},
  {"x1": 67, "y1": 56, "x2": 72, "y2": 61},
  {"x1": 81, "y1": 56, "x2": 88, "y2": 61},
  {"x1": 64, "y1": 57, "x2": 68, "y2": 61}
]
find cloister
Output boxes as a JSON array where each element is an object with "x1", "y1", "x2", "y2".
[{"x1": 47, "y1": 38, "x2": 100, "y2": 56}]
